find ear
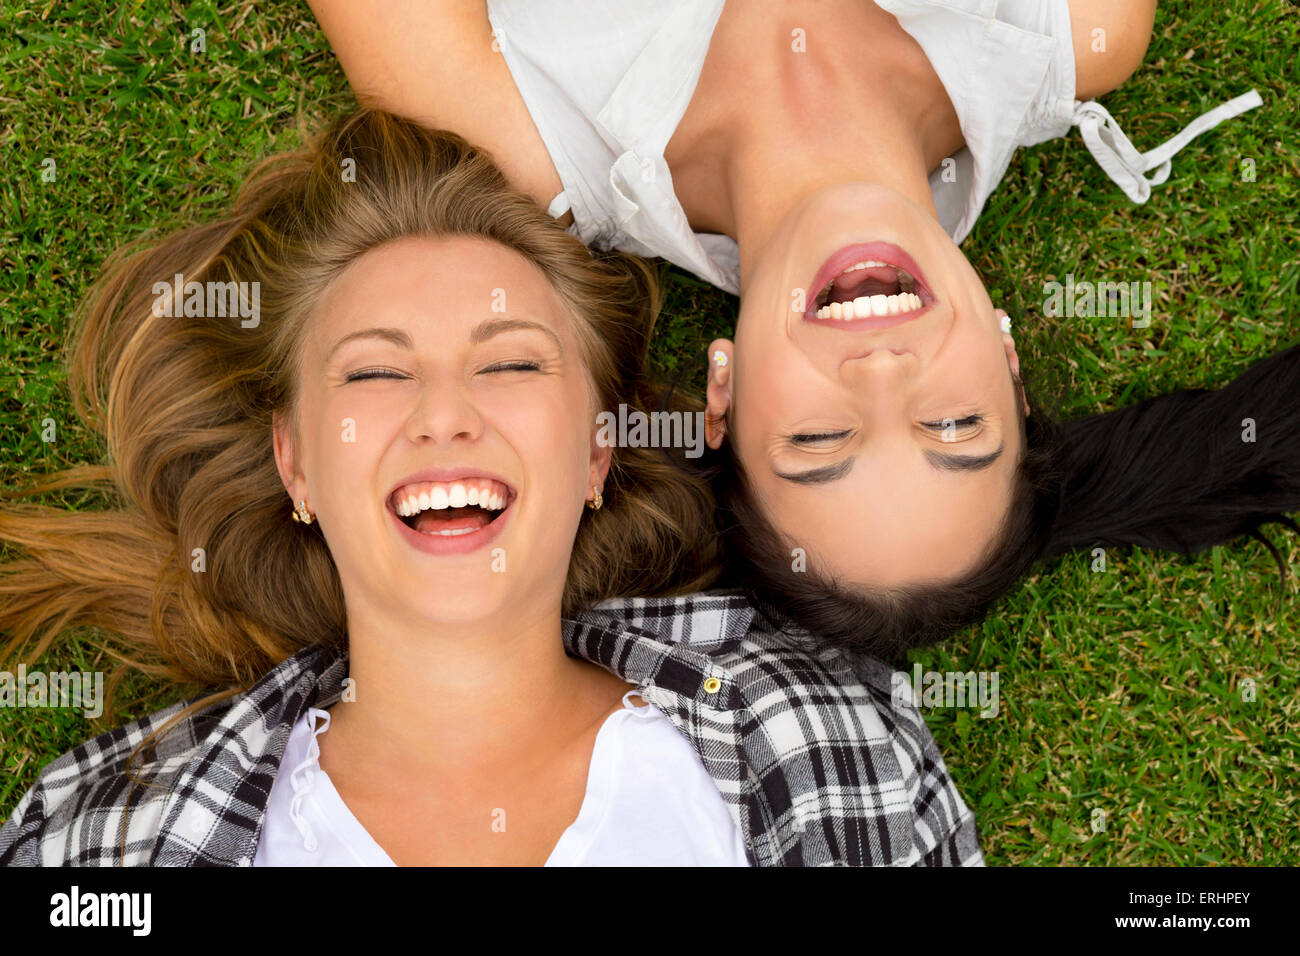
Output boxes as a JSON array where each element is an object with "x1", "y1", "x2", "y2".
[
  {"x1": 588, "y1": 421, "x2": 614, "y2": 493},
  {"x1": 997, "y1": 312, "x2": 1030, "y2": 419},
  {"x1": 704, "y1": 338, "x2": 734, "y2": 450},
  {"x1": 271, "y1": 409, "x2": 306, "y2": 500}
]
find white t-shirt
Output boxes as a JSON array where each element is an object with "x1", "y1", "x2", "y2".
[
  {"x1": 485, "y1": 0, "x2": 1261, "y2": 295},
  {"x1": 252, "y1": 690, "x2": 752, "y2": 866}
]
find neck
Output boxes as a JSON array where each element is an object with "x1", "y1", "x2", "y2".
[
  {"x1": 671, "y1": 2, "x2": 960, "y2": 289},
  {"x1": 323, "y1": 596, "x2": 606, "y2": 777}
]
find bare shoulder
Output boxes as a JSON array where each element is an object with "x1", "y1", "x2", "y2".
[
  {"x1": 306, "y1": 0, "x2": 567, "y2": 219},
  {"x1": 1068, "y1": 0, "x2": 1158, "y2": 100}
]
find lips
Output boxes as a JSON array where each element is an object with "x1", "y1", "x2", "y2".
[
  {"x1": 803, "y1": 242, "x2": 937, "y2": 330},
  {"x1": 385, "y1": 467, "x2": 516, "y2": 556}
]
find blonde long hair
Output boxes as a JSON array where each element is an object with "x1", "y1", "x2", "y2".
[{"x1": 0, "y1": 109, "x2": 719, "y2": 732}]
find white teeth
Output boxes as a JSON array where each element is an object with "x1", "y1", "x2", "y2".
[
  {"x1": 842, "y1": 259, "x2": 889, "y2": 272},
  {"x1": 814, "y1": 292, "x2": 923, "y2": 320},
  {"x1": 394, "y1": 481, "x2": 509, "y2": 518}
]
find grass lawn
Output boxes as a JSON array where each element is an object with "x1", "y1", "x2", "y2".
[{"x1": 1, "y1": 0, "x2": 1296, "y2": 864}]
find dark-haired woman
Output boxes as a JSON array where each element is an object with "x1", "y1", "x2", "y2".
[
  {"x1": 0, "y1": 109, "x2": 981, "y2": 866},
  {"x1": 306, "y1": 0, "x2": 1292, "y2": 656}
]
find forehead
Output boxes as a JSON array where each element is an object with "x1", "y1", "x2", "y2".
[
  {"x1": 756, "y1": 465, "x2": 1016, "y2": 586},
  {"x1": 314, "y1": 235, "x2": 568, "y2": 337}
]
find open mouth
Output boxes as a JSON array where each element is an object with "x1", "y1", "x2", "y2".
[
  {"x1": 803, "y1": 242, "x2": 936, "y2": 325},
  {"x1": 389, "y1": 478, "x2": 513, "y2": 537}
]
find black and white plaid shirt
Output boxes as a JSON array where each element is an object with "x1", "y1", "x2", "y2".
[{"x1": 0, "y1": 592, "x2": 984, "y2": 866}]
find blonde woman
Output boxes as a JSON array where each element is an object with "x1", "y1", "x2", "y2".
[{"x1": 0, "y1": 109, "x2": 982, "y2": 866}]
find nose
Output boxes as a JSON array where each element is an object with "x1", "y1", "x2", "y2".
[
  {"x1": 838, "y1": 348, "x2": 918, "y2": 419},
  {"x1": 406, "y1": 377, "x2": 483, "y2": 444},
  {"x1": 841, "y1": 346, "x2": 914, "y2": 377},
  {"x1": 856, "y1": 348, "x2": 908, "y2": 357}
]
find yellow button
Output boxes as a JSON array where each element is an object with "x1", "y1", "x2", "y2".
[{"x1": 703, "y1": 677, "x2": 721, "y2": 694}]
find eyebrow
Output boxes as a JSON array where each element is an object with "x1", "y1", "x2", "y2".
[
  {"x1": 325, "y1": 320, "x2": 563, "y2": 364},
  {"x1": 924, "y1": 444, "x2": 1005, "y2": 472},
  {"x1": 774, "y1": 442, "x2": 1005, "y2": 484},
  {"x1": 775, "y1": 458, "x2": 856, "y2": 484}
]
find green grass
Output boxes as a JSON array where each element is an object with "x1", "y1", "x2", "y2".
[{"x1": 1, "y1": 0, "x2": 1297, "y2": 865}]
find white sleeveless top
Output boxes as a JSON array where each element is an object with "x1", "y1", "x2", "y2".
[
  {"x1": 485, "y1": 0, "x2": 1261, "y2": 296},
  {"x1": 252, "y1": 690, "x2": 752, "y2": 866}
]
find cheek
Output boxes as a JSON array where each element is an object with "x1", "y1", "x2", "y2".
[
  {"x1": 732, "y1": 344, "x2": 823, "y2": 434},
  {"x1": 311, "y1": 390, "x2": 402, "y2": 499},
  {"x1": 322, "y1": 388, "x2": 403, "y2": 446},
  {"x1": 482, "y1": 383, "x2": 592, "y2": 476},
  {"x1": 948, "y1": 323, "x2": 1011, "y2": 385}
]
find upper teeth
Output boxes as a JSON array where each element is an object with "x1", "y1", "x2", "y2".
[
  {"x1": 842, "y1": 259, "x2": 889, "y2": 272},
  {"x1": 393, "y1": 479, "x2": 509, "y2": 516},
  {"x1": 815, "y1": 292, "x2": 923, "y2": 320}
]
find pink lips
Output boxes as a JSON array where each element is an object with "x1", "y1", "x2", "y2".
[
  {"x1": 386, "y1": 466, "x2": 516, "y2": 557},
  {"x1": 803, "y1": 241, "x2": 937, "y2": 330}
]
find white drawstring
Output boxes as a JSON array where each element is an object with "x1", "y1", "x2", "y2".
[
  {"x1": 623, "y1": 687, "x2": 657, "y2": 719},
  {"x1": 1072, "y1": 89, "x2": 1263, "y2": 203},
  {"x1": 286, "y1": 707, "x2": 332, "y2": 852}
]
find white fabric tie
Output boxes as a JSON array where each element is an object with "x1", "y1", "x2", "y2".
[
  {"x1": 1072, "y1": 89, "x2": 1263, "y2": 203},
  {"x1": 286, "y1": 707, "x2": 332, "y2": 852}
]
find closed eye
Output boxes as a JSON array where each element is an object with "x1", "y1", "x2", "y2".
[
  {"x1": 789, "y1": 429, "x2": 852, "y2": 445},
  {"x1": 482, "y1": 361, "x2": 542, "y2": 373},
  {"x1": 922, "y1": 414, "x2": 984, "y2": 430},
  {"x1": 345, "y1": 368, "x2": 404, "y2": 382}
]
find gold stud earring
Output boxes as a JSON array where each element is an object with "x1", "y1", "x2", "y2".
[
  {"x1": 585, "y1": 485, "x2": 603, "y2": 511},
  {"x1": 290, "y1": 499, "x2": 314, "y2": 524}
]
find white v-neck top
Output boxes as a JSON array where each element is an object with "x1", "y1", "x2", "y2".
[
  {"x1": 252, "y1": 689, "x2": 752, "y2": 866},
  {"x1": 485, "y1": 0, "x2": 1261, "y2": 295}
]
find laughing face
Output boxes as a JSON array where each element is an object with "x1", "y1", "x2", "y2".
[
  {"x1": 273, "y1": 234, "x2": 610, "y2": 626},
  {"x1": 706, "y1": 183, "x2": 1029, "y2": 588}
]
